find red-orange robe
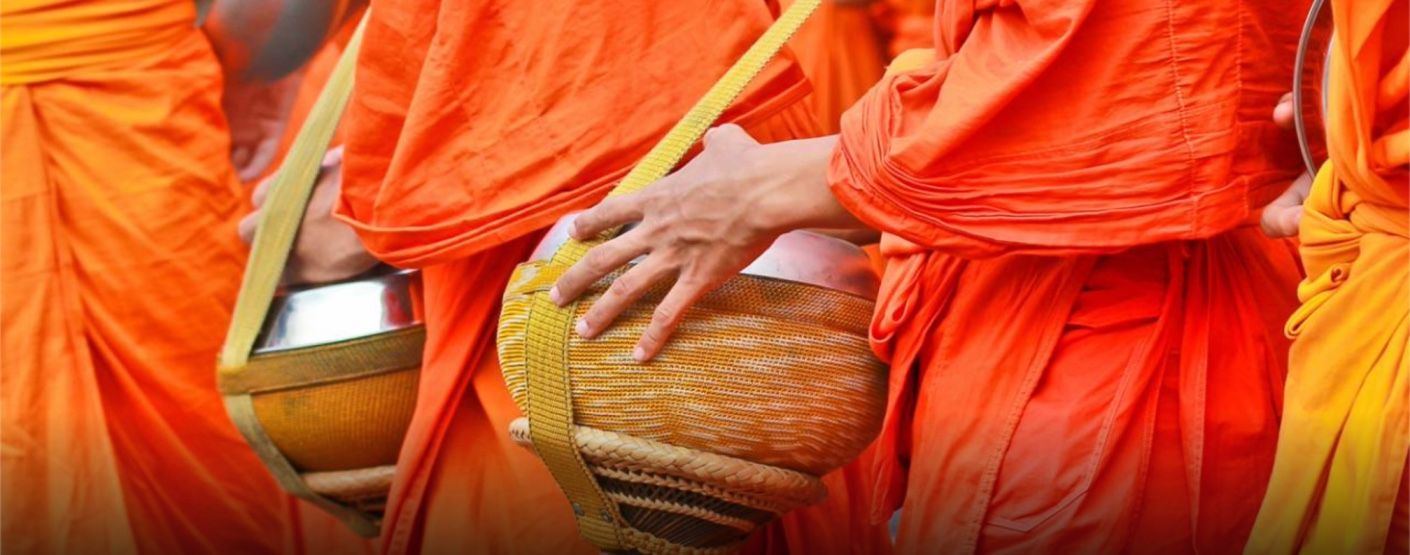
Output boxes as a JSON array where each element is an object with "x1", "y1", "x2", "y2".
[
  {"x1": 0, "y1": 1, "x2": 298, "y2": 553},
  {"x1": 827, "y1": 0, "x2": 1309, "y2": 552},
  {"x1": 783, "y1": 0, "x2": 886, "y2": 134},
  {"x1": 337, "y1": 2, "x2": 891, "y2": 554}
]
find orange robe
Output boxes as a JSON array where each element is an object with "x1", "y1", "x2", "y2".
[
  {"x1": 827, "y1": 0, "x2": 1309, "y2": 552},
  {"x1": 336, "y1": 2, "x2": 890, "y2": 554},
  {"x1": 1247, "y1": 1, "x2": 1409, "y2": 552},
  {"x1": 0, "y1": 1, "x2": 298, "y2": 553},
  {"x1": 783, "y1": 0, "x2": 886, "y2": 134},
  {"x1": 870, "y1": 0, "x2": 933, "y2": 59}
]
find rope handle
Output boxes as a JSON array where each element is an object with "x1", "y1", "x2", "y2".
[
  {"x1": 218, "y1": 14, "x2": 369, "y2": 370},
  {"x1": 1293, "y1": 0, "x2": 1331, "y2": 176}
]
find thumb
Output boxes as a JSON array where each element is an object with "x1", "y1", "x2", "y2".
[
  {"x1": 1273, "y1": 91, "x2": 1295, "y2": 130},
  {"x1": 704, "y1": 124, "x2": 759, "y2": 150},
  {"x1": 237, "y1": 210, "x2": 260, "y2": 245},
  {"x1": 251, "y1": 175, "x2": 274, "y2": 208}
]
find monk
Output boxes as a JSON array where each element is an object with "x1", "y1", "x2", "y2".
[
  {"x1": 1, "y1": 1, "x2": 300, "y2": 553},
  {"x1": 1248, "y1": 1, "x2": 1409, "y2": 552},
  {"x1": 553, "y1": 0, "x2": 1312, "y2": 552},
  {"x1": 324, "y1": 1, "x2": 892, "y2": 553}
]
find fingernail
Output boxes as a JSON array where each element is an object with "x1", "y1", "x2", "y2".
[
  {"x1": 576, "y1": 319, "x2": 592, "y2": 338},
  {"x1": 549, "y1": 286, "x2": 562, "y2": 305},
  {"x1": 632, "y1": 346, "x2": 648, "y2": 362}
]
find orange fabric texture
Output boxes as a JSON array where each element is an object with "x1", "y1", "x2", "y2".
[
  {"x1": 782, "y1": 0, "x2": 886, "y2": 134},
  {"x1": 1248, "y1": 0, "x2": 1410, "y2": 552},
  {"x1": 338, "y1": 1, "x2": 889, "y2": 553},
  {"x1": 870, "y1": 0, "x2": 934, "y2": 59},
  {"x1": 828, "y1": 0, "x2": 1309, "y2": 552},
  {"x1": 0, "y1": 2, "x2": 298, "y2": 553}
]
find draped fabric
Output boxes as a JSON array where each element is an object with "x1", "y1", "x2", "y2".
[
  {"x1": 871, "y1": 0, "x2": 935, "y2": 58},
  {"x1": 337, "y1": 2, "x2": 890, "y2": 553},
  {"x1": 0, "y1": 2, "x2": 299, "y2": 553},
  {"x1": 337, "y1": 0, "x2": 810, "y2": 268},
  {"x1": 782, "y1": 0, "x2": 886, "y2": 134},
  {"x1": 1248, "y1": 1, "x2": 1410, "y2": 552},
  {"x1": 827, "y1": 0, "x2": 1309, "y2": 551}
]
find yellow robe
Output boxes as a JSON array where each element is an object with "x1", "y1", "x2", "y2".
[{"x1": 1248, "y1": 0, "x2": 1409, "y2": 552}]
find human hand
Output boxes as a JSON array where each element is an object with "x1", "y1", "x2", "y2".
[
  {"x1": 223, "y1": 72, "x2": 305, "y2": 182},
  {"x1": 550, "y1": 125, "x2": 864, "y2": 361},
  {"x1": 238, "y1": 147, "x2": 380, "y2": 284},
  {"x1": 1261, "y1": 92, "x2": 1312, "y2": 238}
]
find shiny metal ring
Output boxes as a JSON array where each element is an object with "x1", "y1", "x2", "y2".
[
  {"x1": 254, "y1": 267, "x2": 424, "y2": 354},
  {"x1": 1293, "y1": 0, "x2": 1332, "y2": 176}
]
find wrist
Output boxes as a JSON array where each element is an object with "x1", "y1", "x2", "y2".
[{"x1": 746, "y1": 135, "x2": 860, "y2": 235}]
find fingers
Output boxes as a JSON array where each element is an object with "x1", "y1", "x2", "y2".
[
  {"x1": 575, "y1": 257, "x2": 676, "y2": 339},
  {"x1": 552, "y1": 228, "x2": 650, "y2": 305},
  {"x1": 237, "y1": 211, "x2": 260, "y2": 245},
  {"x1": 1259, "y1": 172, "x2": 1313, "y2": 238},
  {"x1": 1260, "y1": 205, "x2": 1303, "y2": 238},
  {"x1": 323, "y1": 145, "x2": 345, "y2": 167},
  {"x1": 251, "y1": 175, "x2": 274, "y2": 208},
  {"x1": 570, "y1": 194, "x2": 644, "y2": 241},
  {"x1": 1273, "y1": 91, "x2": 1295, "y2": 130},
  {"x1": 634, "y1": 276, "x2": 711, "y2": 362}
]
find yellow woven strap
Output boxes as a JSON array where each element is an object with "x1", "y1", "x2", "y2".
[
  {"x1": 211, "y1": 12, "x2": 379, "y2": 538},
  {"x1": 218, "y1": 14, "x2": 368, "y2": 371},
  {"x1": 520, "y1": 0, "x2": 822, "y2": 551}
]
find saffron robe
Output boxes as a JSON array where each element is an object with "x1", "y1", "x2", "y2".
[
  {"x1": 337, "y1": 1, "x2": 891, "y2": 553},
  {"x1": 782, "y1": 0, "x2": 886, "y2": 134},
  {"x1": 0, "y1": 1, "x2": 298, "y2": 553},
  {"x1": 1248, "y1": 0, "x2": 1410, "y2": 552},
  {"x1": 828, "y1": 0, "x2": 1310, "y2": 552}
]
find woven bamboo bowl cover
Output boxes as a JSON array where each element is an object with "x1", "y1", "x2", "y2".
[{"x1": 498, "y1": 221, "x2": 888, "y2": 553}]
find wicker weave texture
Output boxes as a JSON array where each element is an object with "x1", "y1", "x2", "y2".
[{"x1": 499, "y1": 261, "x2": 887, "y2": 477}]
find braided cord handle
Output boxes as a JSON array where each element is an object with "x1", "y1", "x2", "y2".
[{"x1": 520, "y1": 0, "x2": 823, "y2": 551}]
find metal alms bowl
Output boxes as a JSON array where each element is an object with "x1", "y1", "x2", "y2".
[
  {"x1": 227, "y1": 266, "x2": 426, "y2": 528},
  {"x1": 255, "y1": 267, "x2": 425, "y2": 354}
]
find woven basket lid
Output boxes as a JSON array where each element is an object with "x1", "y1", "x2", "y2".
[{"x1": 498, "y1": 215, "x2": 887, "y2": 553}]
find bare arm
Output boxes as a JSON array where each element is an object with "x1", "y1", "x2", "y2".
[{"x1": 551, "y1": 127, "x2": 870, "y2": 361}]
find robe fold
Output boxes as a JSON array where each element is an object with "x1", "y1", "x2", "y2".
[
  {"x1": 871, "y1": 0, "x2": 934, "y2": 59},
  {"x1": 827, "y1": 0, "x2": 1309, "y2": 552},
  {"x1": 338, "y1": 2, "x2": 890, "y2": 553},
  {"x1": 782, "y1": 0, "x2": 886, "y2": 134},
  {"x1": 1, "y1": 1, "x2": 297, "y2": 553},
  {"x1": 1247, "y1": 1, "x2": 1410, "y2": 552}
]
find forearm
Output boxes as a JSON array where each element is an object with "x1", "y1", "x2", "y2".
[{"x1": 748, "y1": 135, "x2": 870, "y2": 236}]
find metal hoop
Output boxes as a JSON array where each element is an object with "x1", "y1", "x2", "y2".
[{"x1": 1293, "y1": 0, "x2": 1333, "y2": 176}]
